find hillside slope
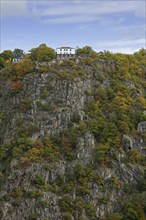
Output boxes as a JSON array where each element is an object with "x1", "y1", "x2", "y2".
[{"x1": 0, "y1": 50, "x2": 146, "y2": 220}]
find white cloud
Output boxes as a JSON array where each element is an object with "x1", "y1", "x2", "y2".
[
  {"x1": 108, "y1": 46, "x2": 142, "y2": 54},
  {"x1": 92, "y1": 38, "x2": 145, "y2": 54},
  {"x1": 43, "y1": 15, "x2": 102, "y2": 24},
  {"x1": 96, "y1": 39, "x2": 145, "y2": 47},
  {"x1": 1, "y1": 0, "x2": 28, "y2": 16},
  {"x1": 1, "y1": 0, "x2": 145, "y2": 22},
  {"x1": 31, "y1": 0, "x2": 145, "y2": 23}
]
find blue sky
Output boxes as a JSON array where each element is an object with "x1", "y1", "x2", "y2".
[{"x1": 0, "y1": 0, "x2": 146, "y2": 53}]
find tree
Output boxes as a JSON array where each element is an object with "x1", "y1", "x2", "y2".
[
  {"x1": 0, "y1": 50, "x2": 13, "y2": 61},
  {"x1": 76, "y1": 46, "x2": 97, "y2": 58},
  {"x1": 29, "y1": 47, "x2": 38, "y2": 61},
  {"x1": 29, "y1": 43, "x2": 56, "y2": 62},
  {"x1": 134, "y1": 48, "x2": 146, "y2": 57},
  {"x1": 122, "y1": 202, "x2": 145, "y2": 220},
  {"x1": 0, "y1": 57, "x2": 5, "y2": 70},
  {"x1": 13, "y1": 48, "x2": 24, "y2": 58},
  {"x1": 14, "y1": 60, "x2": 34, "y2": 78}
]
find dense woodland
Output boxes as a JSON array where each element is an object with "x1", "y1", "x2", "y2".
[{"x1": 0, "y1": 44, "x2": 146, "y2": 220}]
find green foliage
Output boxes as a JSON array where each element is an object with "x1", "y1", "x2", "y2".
[
  {"x1": 59, "y1": 196, "x2": 74, "y2": 213},
  {"x1": 84, "y1": 89, "x2": 93, "y2": 96},
  {"x1": 0, "y1": 59, "x2": 34, "y2": 80},
  {"x1": 20, "y1": 137, "x2": 61, "y2": 164},
  {"x1": 85, "y1": 202, "x2": 96, "y2": 218},
  {"x1": 17, "y1": 98, "x2": 32, "y2": 112},
  {"x1": 122, "y1": 202, "x2": 145, "y2": 220},
  {"x1": 103, "y1": 213, "x2": 123, "y2": 220},
  {"x1": 13, "y1": 48, "x2": 24, "y2": 58},
  {"x1": 26, "y1": 189, "x2": 43, "y2": 198},
  {"x1": 0, "y1": 50, "x2": 13, "y2": 61},
  {"x1": 0, "y1": 210, "x2": 3, "y2": 219},
  {"x1": 29, "y1": 43, "x2": 56, "y2": 62},
  {"x1": 38, "y1": 199, "x2": 48, "y2": 208},
  {"x1": 71, "y1": 113, "x2": 80, "y2": 123},
  {"x1": 38, "y1": 64, "x2": 49, "y2": 73},
  {"x1": 0, "y1": 57, "x2": 5, "y2": 70},
  {"x1": 137, "y1": 170, "x2": 146, "y2": 192},
  {"x1": 74, "y1": 163, "x2": 94, "y2": 181},
  {"x1": 73, "y1": 163, "x2": 94, "y2": 195},
  {"x1": 16, "y1": 125, "x2": 38, "y2": 138},
  {"x1": 62, "y1": 212, "x2": 72, "y2": 220},
  {"x1": 108, "y1": 175, "x2": 121, "y2": 189},
  {"x1": 98, "y1": 196, "x2": 110, "y2": 204},
  {"x1": 29, "y1": 212, "x2": 40, "y2": 220},
  {"x1": 94, "y1": 143, "x2": 110, "y2": 165},
  {"x1": 83, "y1": 49, "x2": 146, "y2": 167},
  {"x1": 76, "y1": 46, "x2": 97, "y2": 58},
  {"x1": 34, "y1": 176, "x2": 45, "y2": 188},
  {"x1": 128, "y1": 149, "x2": 142, "y2": 163}
]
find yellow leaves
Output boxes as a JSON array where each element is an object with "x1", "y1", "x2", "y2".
[
  {"x1": 20, "y1": 139, "x2": 46, "y2": 164},
  {"x1": 112, "y1": 93, "x2": 134, "y2": 112},
  {"x1": 14, "y1": 60, "x2": 33, "y2": 78},
  {"x1": 20, "y1": 147, "x2": 43, "y2": 164},
  {"x1": 124, "y1": 72, "x2": 131, "y2": 79},
  {"x1": 137, "y1": 95, "x2": 146, "y2": 109},
  {"x1": 128, "y1": 149, "x2": 142, "y2": 163},
  {"x1": 5, "y1": 60, "x2": 11, "y2": 63}
]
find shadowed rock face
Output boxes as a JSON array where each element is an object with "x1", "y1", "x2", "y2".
[{"x1": 0, "y1": 58, "x2": 146, "y2": 220}]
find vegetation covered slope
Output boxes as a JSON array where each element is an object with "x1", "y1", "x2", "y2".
[{"x1": 0, "y1": 48, "x2": 146, "y2": 220}]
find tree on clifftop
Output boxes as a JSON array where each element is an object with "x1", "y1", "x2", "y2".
[
  {"x1": 0, "y1": 50, "x2": 13, "y2": 62},
  {"x1": 13, "y1": 48, "x2": 24, "y2": 58},
  {"x1": 76, "y1": 46, "x2": 97, "y2": 58},
  {"x1": 0, "y1": 57, "x2": 5, "y2": 70},
  {"x1": 29, "y1": 43, "x2": 56, "y2": 62}
]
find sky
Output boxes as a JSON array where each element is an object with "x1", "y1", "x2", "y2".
[{"x1": 0, "y1": 0, "x2": 146, "y2": 54}]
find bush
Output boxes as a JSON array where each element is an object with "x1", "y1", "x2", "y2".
[
  {"x1": 122, "y1": 202, "x2": 145, "y2": 220},
  {"x1": 29, "y1": 212, "x2": 40, "y2": 220},
  {"x1": 85, "y1": 203, "x2": 96, "y2": 218},
  {"x1": 34, "y1": 176, "x2": 45, "y2": 188},
  {"x1": 104, "y1": 213, "x2": 123, "y2": 220},
  {"x1": 39, "y1": 199, "x2": 48, "y2": 208},
  {"x1": 62, "y1": 212, "x2": 72, "y2": 220},
  {"x1": 59, "y1": 196, "x2": 74, "y2": 213}
]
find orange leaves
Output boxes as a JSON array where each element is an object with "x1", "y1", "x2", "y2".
[
  {"x1": 13, "y1": 60, "x2": 34, "y2": 79},
  {"x1": 11, "y1": 82, "x2": 21, "y2": 89}
]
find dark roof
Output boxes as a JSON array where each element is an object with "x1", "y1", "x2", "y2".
[{"x1": 56, "y1": 46, "x2": 75, "y2": 49}]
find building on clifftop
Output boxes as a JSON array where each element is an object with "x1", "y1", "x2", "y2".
[
  {"x1": 56, "y1": 46, "x2": 76, "y2": 59},
  {"x1": 12, "y1": 56, "x2": 24, "y2": 63}
]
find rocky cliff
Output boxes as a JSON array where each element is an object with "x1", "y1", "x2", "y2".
[{"x1": 0, "y1": 54, "x2": 146, "y2": 220}]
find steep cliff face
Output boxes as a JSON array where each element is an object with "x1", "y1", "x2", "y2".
[
  {"x1": 0, "y1": 56, "x2": 146, "y2": 220},
  {"x1": 0, "y1": 70, "x2": 92, "y2": 143}
]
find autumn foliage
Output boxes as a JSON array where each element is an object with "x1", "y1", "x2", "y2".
[{"x1": 11, "y1": 82, "x2": 21, "y2": 89}]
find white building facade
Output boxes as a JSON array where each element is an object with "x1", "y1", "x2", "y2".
[
  {"x1": 56, "y1": 47, "x2": 76, "y2": 59},
  {"x1": 12, "y1": 57, "x2": 24, "y2": 63}
]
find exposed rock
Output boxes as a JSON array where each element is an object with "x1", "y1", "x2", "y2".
[
  {"x1": 122, "y1": 134, "x2": 144, "y2": 155},
  {"x1": 138, "y1": 121, "x2": 146, "y2": 134}
]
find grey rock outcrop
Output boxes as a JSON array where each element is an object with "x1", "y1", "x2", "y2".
[{"x1": 138, "y1": 121, "x2": 146, "y2": 134}]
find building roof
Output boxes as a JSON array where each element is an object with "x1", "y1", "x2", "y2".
[{"x1": 56, "y1": 46, "x2": 75, "y2": 49}]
